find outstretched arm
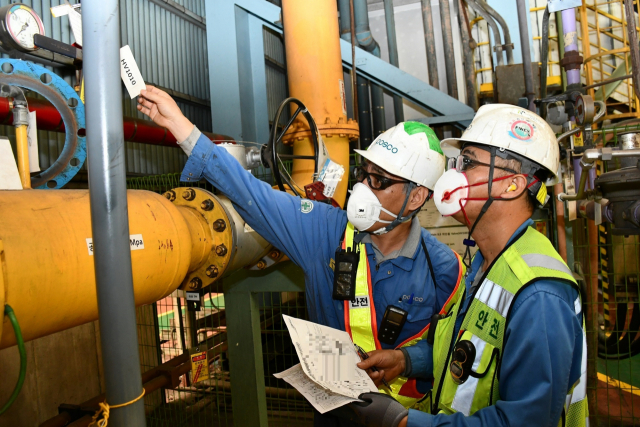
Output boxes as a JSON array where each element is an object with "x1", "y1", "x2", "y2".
[{"x1": 136, "y1": 86, "x2": 347, "y2": 272}]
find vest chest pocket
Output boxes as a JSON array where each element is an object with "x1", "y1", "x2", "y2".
[{"x1": 440, "y1": 331, "x2": 500, "y2": 416}]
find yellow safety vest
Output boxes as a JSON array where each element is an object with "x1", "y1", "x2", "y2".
[
  {"x1": 342, "y1": 222, "x2": 464, "y2": 410},
  {"x1": 431, "y1": 226, "x2": 588, "y2": 426}
]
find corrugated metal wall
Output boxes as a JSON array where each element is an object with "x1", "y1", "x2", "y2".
[
  {"x1": 263, "y1": 27, "x2": 288, "y2": 126},
  {"x1": 0, "y1": 0, "x2": 213, "y2": 179}
]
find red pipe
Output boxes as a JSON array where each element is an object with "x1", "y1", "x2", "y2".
[{"x1": 0, "y1": 96, "x2": 234, "y2": 146}]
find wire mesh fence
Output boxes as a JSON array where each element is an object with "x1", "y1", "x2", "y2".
[{"x1": 128, "y1": 159, "x2": 320, "y2": 426}]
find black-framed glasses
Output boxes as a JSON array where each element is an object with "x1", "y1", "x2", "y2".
[
  {"x1": 353, "y1": 166, "x2": 408, "y2": 190},
  {"x1": 447, "y1": 155, "x2": 518, "y2": 174}
]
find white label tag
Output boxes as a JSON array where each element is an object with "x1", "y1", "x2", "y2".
[
  {"x1": 244, "y1": 222, "x2": 254, "y2": 233},
  {"x1": 318, "y1": 159, "x2": 344, "y2": 198},
  {"x1": 68, "y1": 8, "x2": 83, "y2": 46},
  {"x1": 186, "y1": 292, "x2": 200, "y2": 301},
  {"x1": 27, "y1": 111, "x2": 40, "y2": 172},
  {"x1": 86, "y1": 234, "x2": 145, "y2": 255},
  {"x1": 339, "y1": 80, "x2": 347, "y2": 115},
  {"x1": 0, "y1": 137, "x2": 22, "y2": 190},
  {"x1": 120, "y1": 45, "x2": 146, "y2": 98},
  {"x1": 50, "y1": 4, "x2": 81, "y2": 18},
  {"x1": 595, "y1": 201, "x2": 602, "y2": 225},
  {"x1": 349, "y1": 296, "x2": 369, "y2": 309}
]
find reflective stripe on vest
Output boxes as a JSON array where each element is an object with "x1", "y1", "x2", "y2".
[
  {"x1": 341, "y1": 222, "x2": 464, "y2": 410},
  {"x1": 433, "y1": 226, "x2": 588, "y2": 426}
]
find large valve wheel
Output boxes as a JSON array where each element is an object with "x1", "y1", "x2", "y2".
[
  {"x1": 261, "y1": 97, "x2": 320, "y2": 197},
  {"x1": 0, "y1": 58, "x2": 86, "y2": 189}
]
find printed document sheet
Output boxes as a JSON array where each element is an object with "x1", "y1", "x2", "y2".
[{"x1": 274, "y1": 315, "x2": 377, "y2": 413}]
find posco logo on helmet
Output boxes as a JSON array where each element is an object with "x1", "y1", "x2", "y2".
[{"x1": 375, "y1": 139, "x2": 399, "y2": 154}]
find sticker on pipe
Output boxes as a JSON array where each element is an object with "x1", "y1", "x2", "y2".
[
  {"x1": 120, "y1": 45, "x2": 146, "y2": 98},
  {"x1": 86, "y1": 234, "x2": 145, "y2": 255}
]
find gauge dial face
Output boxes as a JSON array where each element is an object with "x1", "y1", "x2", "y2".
[{"x1": 6, "y1": 5, "x2": 44, "y2": 50}]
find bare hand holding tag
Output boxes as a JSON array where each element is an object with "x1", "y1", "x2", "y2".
[{"x1": 137, "y1": 85, "x2": 194, "y2": 142}]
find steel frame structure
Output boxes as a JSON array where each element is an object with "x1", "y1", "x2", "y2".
[{"x1": 206, "y1": 0, "x2": 475, "y2": 144}]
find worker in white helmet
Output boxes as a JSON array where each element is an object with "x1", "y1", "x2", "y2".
[
  {"x1": 137, "y1": 86, "x2": 465, "y2": 416},
  {"x1": 334, "y1": 105, "x2": 588, "y2": 427}
]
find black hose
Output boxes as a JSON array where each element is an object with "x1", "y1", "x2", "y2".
[{"x1": 540, "y1": 6, "x2": 551, "y2": 119}]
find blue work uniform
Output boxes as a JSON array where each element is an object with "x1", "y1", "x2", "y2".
[
  {"x1": 179, "y1": 129, "x2": 461, "y2": 350},
  {"x1": 402, "y1": 219, "x2": 584, "y2": 427}
]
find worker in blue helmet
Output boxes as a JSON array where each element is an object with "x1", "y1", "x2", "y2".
[{"x1": 137, "y1": 86, "x2": 464, "y2": 417}]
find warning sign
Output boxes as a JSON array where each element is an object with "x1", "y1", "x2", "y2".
[{"x1": 190, "y1": 349, "x2": 209, "y2": 384}]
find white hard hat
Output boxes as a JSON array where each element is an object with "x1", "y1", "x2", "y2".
[
  {"x1": 441, "y1": 104, "x2": 560, "y2": 185},
  {"x1": 354, "y1": 121, "x2": 445, "y2": 189}
]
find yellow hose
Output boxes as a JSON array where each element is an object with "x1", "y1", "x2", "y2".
[{"x1": 15, "y1": 124, "x2": 30, "y2": 189}]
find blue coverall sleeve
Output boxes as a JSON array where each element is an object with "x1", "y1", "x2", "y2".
[
  {"x1": 403, "y1": 340, "x2": 434, "y2": 379},
  {"x1": 180, "y1": 135, "x2": 348, "y2": 270},
  {"x1": 406, "y1": 283, "x2": 583, "y2": 427}
]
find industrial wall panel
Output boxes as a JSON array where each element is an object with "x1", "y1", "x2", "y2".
[
  {"x1": 0, "y1": 0, "x2": 207, "y2": 177},
  {"x1": 263, "y1": 27, "x2": 288, "y2": 126}
]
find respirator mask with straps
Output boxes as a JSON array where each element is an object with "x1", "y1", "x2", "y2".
[
  {"x1": 347, "y1": 165, "x2": 432, "y2": 235},
  {"x1": 433, "y1": 144, "x2": 549, "y2": 268}
]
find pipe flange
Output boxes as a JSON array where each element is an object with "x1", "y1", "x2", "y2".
[
  {"x1": 560, "y1": 50, "x2": 583, "y2": 71},
  {"x1": 282, "y1": 118, "x2": 359, "y2": 144},
  {"x1": 169, "y1": 187, "x2": 233, "y2": 291},
  {"x1": 0, "y1": 58, "x2": 85, "y2": 189}
]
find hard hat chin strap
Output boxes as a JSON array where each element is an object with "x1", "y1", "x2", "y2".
[
  {"x1": 372, "y1": 182, "x2": 418, "y2": 235},
  {"x1": 461, "y1": 147, "x2": 497, "y2": 269},
  {"x1": 458, "y1": 148, "x2": 543, "y2": 270}
]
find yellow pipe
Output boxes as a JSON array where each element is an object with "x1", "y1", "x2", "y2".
[
  {"x1": 0, "y1": 186, "x2": 275, "y2": 348},
  {"x1": 15, "y1": 124, "x2": 30, "y2": 189},
  {"x1": 281, "y1": 0, "x2": 358, "y2": 207},
  {"x1": 0, "y1": 190, "x2": 204, "y2": 348}
]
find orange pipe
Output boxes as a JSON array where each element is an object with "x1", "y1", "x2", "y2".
[{"x1": 281, "y1": 0, "x2": 359, "y2": 207}]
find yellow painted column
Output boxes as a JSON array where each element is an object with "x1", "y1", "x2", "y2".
[{"x1": 281, "y1": 0, "x2": 359, "y2": 207}]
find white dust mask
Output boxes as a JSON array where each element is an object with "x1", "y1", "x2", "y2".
[
  {"x1": 433, "y1": 169, "x2": 470, "y2": 217},
  {"x1": 346, "y1": 183, "x2": 397, "y2": 232}
]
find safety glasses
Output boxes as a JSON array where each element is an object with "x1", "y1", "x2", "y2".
[
  {"x1": 447, "y1": 155, "x2": 518, "y2": 174},
  {"x1": 353, "y1": 166, "x2": 408, "y2": 190}
]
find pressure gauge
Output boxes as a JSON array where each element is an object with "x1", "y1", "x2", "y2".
[{"x1": 0, "y1": 4, "x2": 45, "y2": 52}]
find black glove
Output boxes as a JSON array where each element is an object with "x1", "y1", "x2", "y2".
[{"x1": 330, "y1": 392, "x2": 408, "y2": 427}]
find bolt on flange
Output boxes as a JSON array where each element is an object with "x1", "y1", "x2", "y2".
[
  {"x1": 182, "y1": 188, "x2": 196, "y2": 201},
  {"x1": 269, "y1": 250, "x2": 281, "y2": 259},
  {"x1": 188, "y1": 277, "x2": 203, "y2": 290},
  {"x1": 201, "y1": 199, "x2": 214, "y2": 211},
  {"x1": 215, "y1": 244, "x2": 228, "y2": 257},
  {"x1": 213, "y1": 219, "x2": 226, "y2": 232},
  {"x1": 163, "y1": 190, "x2": 176, "y2": 202},
  {"x1": 205, "y1": 265, "x2": 219, "y2": 278}
]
